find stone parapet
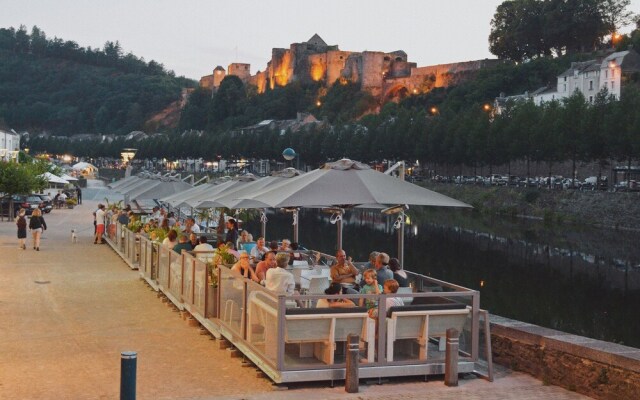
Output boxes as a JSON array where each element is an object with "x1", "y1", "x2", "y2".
[{"x1": 490, "y1": 315, "x2": 640, "y2": 399}]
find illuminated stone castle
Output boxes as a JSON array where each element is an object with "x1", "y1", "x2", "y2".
[{"x1": 200, "y1": 34, "x2": 501, "y2": 101}]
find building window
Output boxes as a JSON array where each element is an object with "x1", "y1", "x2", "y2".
[
  {"x1": 589, "y1": 81, "x2": 593, "y2": 90},
  {"x1": 563, "y1": 83, "x2": 567, "y2": 91},
  {"x1": 589, "y1": 96, "x2": 593, "y2": 103},
  {"x1": 605, "y1": 70, "x2": 608, "y2": 78},
  {"x1": 611, "y1": 69, "x2": 615, "y2": 77},
  {"x1": 564, "y1": 76, "x2": 567, "y2": 82},
  {"x1": 604, "y1": 82, "x2": 608, "y2": 89},
  {"x1": 611, "y1": 81, "x2": 615, "y2": 89}
]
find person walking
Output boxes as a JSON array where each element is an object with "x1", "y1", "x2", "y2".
[
  {"x1": 16, "y1": 208, "x2": 27, "y2": 250},
  {"x1": 76, "y1": 186, "x2": 82, "y2": 205},
  {"x1": 94, "y1": 204, "x2": 106, "y2": 244},
  {"x1": 29, "y1": 208, "x2": 47, "y2": 251}
]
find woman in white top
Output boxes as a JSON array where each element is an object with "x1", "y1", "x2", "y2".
[{"x1": 162, "y1": 229, "x2": 178, "y2": 249}]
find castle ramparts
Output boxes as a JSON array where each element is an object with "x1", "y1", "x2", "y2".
[{"x1": 200, "y1": 34, "x2": 502, "y2": 101}]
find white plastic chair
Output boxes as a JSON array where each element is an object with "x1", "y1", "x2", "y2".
[
  {"x1": 397, "y1": 287, "x2": 414, "y2": 305},
  {"x1": 307, "y1": 276, "x2": 330, "y2": 294}
]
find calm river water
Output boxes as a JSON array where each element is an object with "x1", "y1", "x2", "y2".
[{"x1": 244, "y1": 208, "x2": 640, "y2": 348}]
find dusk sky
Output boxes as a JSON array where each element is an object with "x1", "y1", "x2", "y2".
[{"x1": 2, "y1": 0, "x2": 640, "y2": 80}]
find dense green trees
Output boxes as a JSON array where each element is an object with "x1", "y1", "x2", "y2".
[
  {"x1": 0, "y1": 25, "x2": 194, "y2": 135},
  {"x1": 489, "y1": 0, "x2": 636, "y2": 62}
]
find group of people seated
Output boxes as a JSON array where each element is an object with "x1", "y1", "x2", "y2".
[{"x1": 326, "y1": 249, "x2": 408, "y2": 317}]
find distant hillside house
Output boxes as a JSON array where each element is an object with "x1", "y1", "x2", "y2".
[
  {"x1": 496, "y1": 49, "x2": 640, "y2": 111},
  {"x1": 200, "y1": 34, "x2": 502, "y2": 101},
  {"x1": 0, "y1": 129, "x2": 20, "y2": 162},
  {"x1": 231, "y1": 112, "x2": 326, "y2": 136}
]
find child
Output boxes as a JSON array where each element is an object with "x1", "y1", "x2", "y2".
[
  {"x1": 368, "y1": 279, "x2": 404, "y2": 319},
  {"x1": 16, "y1": 208, "x2": 27, "y2": 250},
  {"x1": 359, "y1": 269, "x2": 383, "y2": 309}
]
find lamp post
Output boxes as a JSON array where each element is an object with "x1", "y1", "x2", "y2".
[
  {"x1": 282, "y1": 148, "x2": 300, "y2": 242},
  {"x1": 282, "y1": 147, "x2": 296, "y2": 169}
]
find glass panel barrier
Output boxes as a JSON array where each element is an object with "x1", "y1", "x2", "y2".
[
  {"x1": 182, "y1": 254, "x2": 194, "y2": 306},
  {"x1": 138, "y1": 236, "x2": 148, "y2": 276},
  {"x1": 151, "y1": 243, "x2": 159, "y2": 281},
  {"x1": 218, "y1": 266, "x2": 245, "y2": 337},
  {"x1": 193, "y1": 258, "x2": 210, "y2": 317},
  {"x1": 115, "y1": 222, "x2": 121, "y2": 248},
  {"x1": 246, "y1": 281, "x2": 279, "y2": 367},
  {"x1": 167, "y1": 249, "x2": 183, "y2": 302},
  {"x1": 157, "y1": 245, "x2": 170, "y2": 289}
]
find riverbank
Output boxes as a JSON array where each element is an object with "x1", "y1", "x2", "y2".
[{"x1": 424, "y1": 183, "x2": 640, "y2": 231}]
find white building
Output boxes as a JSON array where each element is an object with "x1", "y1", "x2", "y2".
[
  {"x1": 0, "y1": 129, "x2": 20, "y2": 162},
  {"x1": 496, "y1": 49, "x2": 640, "y2": 110}
]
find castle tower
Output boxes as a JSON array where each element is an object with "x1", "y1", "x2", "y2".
[
  {"x1": 213, "y1": 66, "x2": 226, "y2": 87},
  {"x1": 228, "y1": 63, "x2": 251, "y2": 82}
]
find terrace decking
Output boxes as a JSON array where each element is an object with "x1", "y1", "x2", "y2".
[{"x1": 104, "y1": 220, "x2": 493, "y2": 384}]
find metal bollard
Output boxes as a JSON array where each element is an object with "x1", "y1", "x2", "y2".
[
  {"x1": 444, "y1": 328, "x2": 459, "y2": 387},
  {"x1": 345, "y1": 334, "x2": 360, "y2": 393},
  {"x1": 120, "y1": 351, "x2": 137, "y2": 400}
]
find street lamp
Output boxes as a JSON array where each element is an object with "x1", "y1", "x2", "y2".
[{"x1": 282, "y1": 147, "x2": 296, "y2": 169}]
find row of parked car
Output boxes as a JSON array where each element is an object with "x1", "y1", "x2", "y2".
[
  {"x1": 0, "y1": 194, "x2": 53, "y2": 217},
  {"x1": 430, "y1": 174, "x2": 629, "y2": 191}
]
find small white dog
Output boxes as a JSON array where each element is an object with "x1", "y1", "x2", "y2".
[{"x1": 71, "y1": 229, "x2": 78, "y2": 243}]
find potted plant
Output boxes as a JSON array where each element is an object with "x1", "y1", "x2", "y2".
[{"x1": 66, "y1": 198, "x2": 77, "y2": 209}]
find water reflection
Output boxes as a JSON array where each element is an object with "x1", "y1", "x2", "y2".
[{"x1": 244, "y1": 208, "x2": 640, "y2": 348}]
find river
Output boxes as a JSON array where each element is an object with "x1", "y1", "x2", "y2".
[{"x1": 244, "y1": 207, "x2": 640, "y2": 348}]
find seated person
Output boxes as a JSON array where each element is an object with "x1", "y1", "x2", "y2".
[
  {"x1": 193, "y1": 236, "x2": 214, "y2": 262},
  {"x1": 231, "y1": 252, "x2": 259, "y2": 282},
  {"x1": 238, "y1": 229, "x2": 253, "y2": 247},
  {"x1": 250, "y1": 237, "x2": 270, "y2": 264},
  {"x1": 268, "y1": 240, "x2": 279, "y2": 252},
  {"x1": 265, "y1": 252, "x2": 295, "y2": 295},
  {"x1": 368, "y1": 279, "x2": 403, "y2": 319},
  {"x1": 359, "y1": 269, "x2": 383, "y2": 310},
  {"x1": 374, "y1": 252, "x2": 394, "y2": 283},
  {"x1": 226, "y1": 241, "x2": 241, "y2": 260},
  {"x1": 162, "y1": 229, "x2": 178, "y2": 249},
  {"x1": 172, "y1": 234, "x2": 193, "y2": 253},
  {"x1": 290, "y1": 242, "x2": 305, "y2": 261},
  {"x1": 279, "y1": 238, "x2": 291, "y2": 251},
  {"x1": 189, "y1": 232, "x2": 199, "y2": 248},
  {"x1": 330, "y1": 249, "x2": 359, "y2": 286},
  {"x1": 389, "y1": 257, "x2": 409, "y2": 287},
  {"x1": 255, "y1": 251, "x2": 277, "y2": 283},
  {"x1": 317, "y1": 282, "x2": 356, "y2": 308}
]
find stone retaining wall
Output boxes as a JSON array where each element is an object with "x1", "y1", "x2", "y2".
[{"x1": 490, "y1": 315, "x2": 640, "y2": 399}]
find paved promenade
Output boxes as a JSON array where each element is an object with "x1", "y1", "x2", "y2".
[{"x1": 0, "y1": 199, "x2": 590, "y2": 399}]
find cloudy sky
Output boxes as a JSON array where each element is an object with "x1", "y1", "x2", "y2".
[{"x1": 2, "y1": 0, "x2": 639, "y2": 80}]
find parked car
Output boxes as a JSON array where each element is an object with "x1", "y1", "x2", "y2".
[
  {"x1": 614, "y1": 180, "x2": 639, "y2": 192},
  {"x1": 0, "y1": 194, "x2": 39, "y2": 216},
  {"x1": 34, "y1": 194, "x2": 53, "y2": 213}
]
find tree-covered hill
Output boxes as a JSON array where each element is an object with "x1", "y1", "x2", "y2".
[{"x1": 0, "y1": 25, "x2": 195, "y2": 135}]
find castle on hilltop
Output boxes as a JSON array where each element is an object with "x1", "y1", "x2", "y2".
[{"x1": 200, "y1": 34, "x2": 502, "y2": 101}]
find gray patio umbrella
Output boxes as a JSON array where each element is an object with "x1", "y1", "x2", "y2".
[
  {"x1": 239, "y1": 159, "x2": 471, "y2": 263},
  {"x1": 129, "y1": 180, "x2": 193, "y2": 201},
  {"x1": 108, "y1": 175, "x2": 140, "y2": 190},
  {"x1": 212, "y1": 168, "x2": 305, "y2": 240},
  {"x1": 192, "y1": 174, "x2": 259, "y2": 209}
]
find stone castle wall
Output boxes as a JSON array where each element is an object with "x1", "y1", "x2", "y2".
[{"x1": 200, "y1": 35, "x2": 501, "y2": 101}]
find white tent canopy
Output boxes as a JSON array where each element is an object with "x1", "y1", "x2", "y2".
[{"x1": 41, "y1": 172, "x2": 69, "y2": 185}]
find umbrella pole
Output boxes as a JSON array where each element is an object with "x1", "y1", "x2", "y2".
[
  {"x1": 260, "y1": 209, "x2": 267, "y2": 239},
  {"x1": 337, "y1": 213, "x2": 343, "y2": 251},
  {"x1": 398, "y1": 211, "x2": 405, "y2": 268},
  {"x1": 292, "y1": 209, "x2": 299, "y2": 243}
]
